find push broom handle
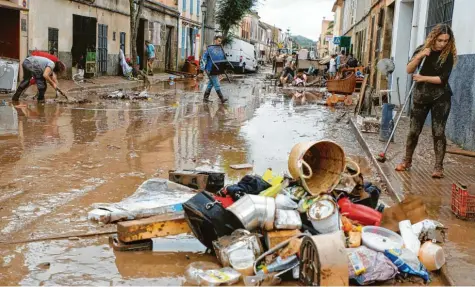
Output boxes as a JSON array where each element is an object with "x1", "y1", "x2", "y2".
[{"x1": 381, "y1": 57, "x2": 426, "y2": 154}]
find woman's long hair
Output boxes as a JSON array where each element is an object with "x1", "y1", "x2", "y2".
[{"x1": 424, "y1": 24, "x2": 457, "y2": 66}]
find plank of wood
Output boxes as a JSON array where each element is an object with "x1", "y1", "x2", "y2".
[
  {"x1": 117, "y1": 213, "x2": 191, "y2": 243},
  {"x1": 230, "y1": 163, "x2": 254, "y2": 170},
  {"x1": 446, "y1": 148, "x2": 475, "y2": 158},
  {"x1": 355, "y1": 75, "x2": 369, "y2": 116}
]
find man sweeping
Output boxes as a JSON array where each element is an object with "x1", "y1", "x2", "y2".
[
  {"x1": 12, "y1": 55, "x2": 65, "y2": 103},
  {"x1": 200, "y1": 36, "x2": 227, "y2": 104}
]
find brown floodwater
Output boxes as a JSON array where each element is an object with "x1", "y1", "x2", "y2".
[{"x1": 0, "y1": 74, "x2": 439, "y2": 285}]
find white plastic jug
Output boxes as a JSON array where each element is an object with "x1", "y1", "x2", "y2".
[{"x1": 399, "y1": 220, "x2": 421, "y2": 255}]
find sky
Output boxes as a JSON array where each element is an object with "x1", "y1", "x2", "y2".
[{"x1": 256, "y1": 0, "x2": 335, "y2": 41}]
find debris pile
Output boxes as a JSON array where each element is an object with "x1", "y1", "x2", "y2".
[
  {"x1": 88, "y1": 140, "x2": 447, "y2": 285},
  {"x1": 101, "y1": 89, "x2": 152, "y2": 100}
]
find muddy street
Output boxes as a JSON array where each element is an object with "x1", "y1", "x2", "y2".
[{"x1": 1, "y1": 73, "x2": 390, "y2": 285}]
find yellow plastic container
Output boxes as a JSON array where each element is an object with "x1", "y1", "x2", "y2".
[{"x1": 260, "y1": 169, "x2": 284, "y2": 197}]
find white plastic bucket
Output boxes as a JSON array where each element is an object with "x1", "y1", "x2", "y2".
[
  {"x1": 307, "y1": 199, "x2": 340, "y2": 234},
  {"x1": 419, "y1": 241, "x2": 446, "y2": 271}
]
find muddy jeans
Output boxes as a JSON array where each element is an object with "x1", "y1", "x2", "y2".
[
  {"x1": 12, "y1": 59, "x2": 48, "y2": 101},
  {"x1": 206, "y1": 75, "x2": 221, "y2": 92},
  {"x1": 404, "y1": 95, "x2": 451, "y2": 169}
]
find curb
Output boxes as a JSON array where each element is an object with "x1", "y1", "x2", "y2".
[
  {"x1": 349, "y1": 117, "x2": 456, "y2": 286},
  {"x1": 348, "y1": 117, "x2": 403, "y2": 202},
  {"x1": 66, "y1": 76, "x2": 178, "y2": 93}
]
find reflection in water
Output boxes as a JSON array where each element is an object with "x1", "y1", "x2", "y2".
[
  {"x1": 0, "y1": 75, "x2": 409, "y2": 285},
  {"x1": 126, "y1": 103, "x2": 144, "y2": 170},
  {"x1": 71, "y1": 109, "x2": 98, "y2": 144}
]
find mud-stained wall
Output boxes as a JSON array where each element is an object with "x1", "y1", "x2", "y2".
[{"x1": 28, "y1": 0, "x2": 130, "y2": 77}]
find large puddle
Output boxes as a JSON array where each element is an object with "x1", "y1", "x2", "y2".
[{"x1": 0, "y1": 74, "x2": 404, "y2": 284}]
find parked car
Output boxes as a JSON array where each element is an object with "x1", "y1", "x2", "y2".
[{"x1": 224, "y1": 38, "x2": 258, "y2": 73}]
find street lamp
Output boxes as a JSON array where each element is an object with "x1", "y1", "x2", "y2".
[{"x1": 201, "y1": 0, "x2": 207, "y2": 56}]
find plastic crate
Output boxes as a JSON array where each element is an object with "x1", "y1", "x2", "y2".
[{"x1": 451, "y1": 183, "x2": 475, "y2": 220}]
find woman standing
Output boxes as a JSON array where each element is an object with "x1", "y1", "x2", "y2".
[{"x1": 395, "y1": 24, "x2": 457, "y2": 178}]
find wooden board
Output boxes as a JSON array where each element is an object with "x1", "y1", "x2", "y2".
[
  {"x1": 446, "y1": 148, "x2": 475, "y2": 158},
  {"x1": 265, "y1": 230, "x2": 301, "y2": 249},
  {"x1": 109, "y1": 234, "x2": 153, "y2": 251},
  {"x1": 230, "y1": 163, "x2": 254, "y2": 170},
  {"x1": 355, "y1": 75, "x2": 369, "y2": 116},
  {"x1": 117, "y1": 213, "x2": 191, "y2": 243}
]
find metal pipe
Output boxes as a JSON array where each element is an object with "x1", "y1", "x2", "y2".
[{"x1": 176, "y1": 16, "x2": 179, "y2": 70}]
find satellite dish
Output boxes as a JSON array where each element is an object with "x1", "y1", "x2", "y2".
[{"x1": 377, "y1": 58, "x2": 395, "y2": 77}]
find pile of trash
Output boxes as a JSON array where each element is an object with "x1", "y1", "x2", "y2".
[
  {"x1": 88, "y1": 140, "x2": 447, "y2": 286},
  {"x1": 101, "y1": 89, "x2": 152, "y2": 100}
]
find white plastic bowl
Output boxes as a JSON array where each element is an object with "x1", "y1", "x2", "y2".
[{"x1": 362, "y1": 226, "x2": 404, "y2": 252}]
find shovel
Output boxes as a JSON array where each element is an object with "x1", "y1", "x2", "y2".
[{"x1": 55, "y1": 87, "x2": 69, "y2": 100}]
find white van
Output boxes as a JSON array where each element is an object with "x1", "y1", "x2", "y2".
[{"x1": 224, "y1": 38, "x2": 258, "y2": 73}]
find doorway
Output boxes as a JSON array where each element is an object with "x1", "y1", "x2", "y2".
[
  {"x1": 187, "y1": 27, "x2": 194, "y2": 57},
  {"x1": 72, "y1": 14, "x2": 97, "y2": 71},
  {"x1": 165, "y1": 26, "x2": 174, "y2": 70},
  {"x1": 120, "y1": 32, "x2": 126, "y2": 54},
  {"x1": 0, "y1": 8, "x2": 20, "y2": 59},
  {"x1": 136, "y1": 19, "x2": 146, "y2": 70},
  {"x1": 97, "y1": 24, "x2": 108, "y2": 74}
]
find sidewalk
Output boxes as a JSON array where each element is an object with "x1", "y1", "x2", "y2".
[
  {"x1": 350, "y1": 116, "x2": 475, "y2": 286},
  {"x1": 21, "y1": 73, "x2": 176, "y2": 97}
]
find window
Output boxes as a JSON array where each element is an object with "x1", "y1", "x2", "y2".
[
  {"x1": 48, "y1": 28, "x2": 58, "y2": 56},
  {"x1": 426, "y1": 0, "x2": 454, "y2": 36},
  {"x1": 183, "y1": 0, "x2": 186, "y2": 12},
  {"x1": 197, "y1": 0, "x2": 200, "y2": 16},
  {"x1": 190, "y1": 0, "x2": 193, "y2": 15}
]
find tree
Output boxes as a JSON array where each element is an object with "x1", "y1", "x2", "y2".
[
  {"x1": 215, "y1": 0, "x2": 257, "y2": 43},
  {"x1": 129, "y1": 0, "x2": 145, "y2": 66}
]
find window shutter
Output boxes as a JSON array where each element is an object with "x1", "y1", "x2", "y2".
[
  {"x1": 181, "y1": 27, "x2": 186, "y2": 59},
  {"x1": 183, "y1": 0, "x2": 186, "y2": 12},
  {"x1": 190, "y1": 0, "x2": 193, "y2": 15}
]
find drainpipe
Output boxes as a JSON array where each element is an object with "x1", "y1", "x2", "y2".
[
  {"x1": 406, "y1": 0, "x2": 421, "y2": 114},
  {"x1": 410, "y1": 0, "x2": 420, "y2": 55},
  {"x1": 176, "y1": 16, "x2": 179, "y2": 70}
]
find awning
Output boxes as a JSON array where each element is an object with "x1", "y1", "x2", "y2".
[{"x1": 0, "y1": 0, "x2": 28, "y2": 11}]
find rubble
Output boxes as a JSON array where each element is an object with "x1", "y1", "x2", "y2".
[
  {"x1": 100, "y1": 89, "x2": 153, "y2": 100},
  {"x1": 84, "y1": 140, "x2": 446, "y2": 286}
]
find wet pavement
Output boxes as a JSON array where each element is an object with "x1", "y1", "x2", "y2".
[
  {"x1": 0, "y1": 72, "x2": 433, "y2": 285},
  {"x1": 351, "y1": 116, "x2": 475, "y2": 286}
]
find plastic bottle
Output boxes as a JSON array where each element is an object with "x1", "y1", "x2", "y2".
[
  {"x1": 399, "y1": 220, "x2": 421, "y2": 255},
  {"x1": 257, "y1": 255, "x2": 299, "y2": 275},
  {"x1": 337, "y1": 197, "x2": 382, "y2": 226}
]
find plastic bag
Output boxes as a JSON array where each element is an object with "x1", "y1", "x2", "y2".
[
  {"x1": 274, "y1": 209, "x2": 302, "y2": 229},
  {"x1": 384, "y1": 248, "x2": 430, "y2": 282},
  {"x1": 275, "y1": 194, "x2": 298, "y2": 210},
  {"x1": 412, "y1": 219, "x2": 445, "y2": 242},
  {"x1": 88, "y1": 179, "x2": 195, "y2": 223},
  {"x1": 184, "y1": 261, "x2": 221, "y2": 285},
  {"x1": 347, "y1": 246, "x2": 398, "y2": 285},
  {"x1": 199, "y1": 267, "x2": 241, "y2": 286}
]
